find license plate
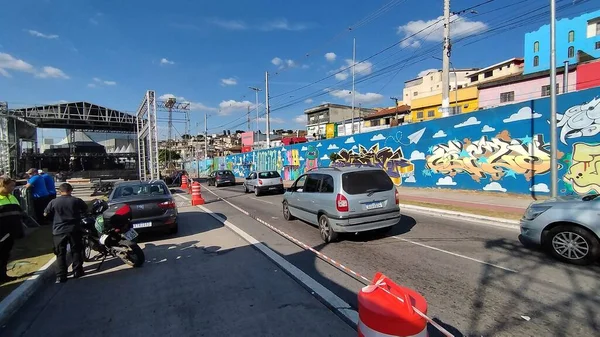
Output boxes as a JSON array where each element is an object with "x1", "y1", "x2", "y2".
[
  {"x1": 123, "y1": 229, "x2": 139, "y2": 241},
  {"x1": 366, "y1": 202, "x2": 384, "y2": 210},
  {"x1": 269, "y1": 187, "x2": 277, "y2": 190},
  {"x1": 133, "y1": 221, "x2": 152, "y2": 229}
]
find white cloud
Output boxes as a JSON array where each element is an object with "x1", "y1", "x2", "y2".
[
  {"x1": 334, "y1": 59, "x2": 373, "y2": 81},
  {"x1": 344, "y1": 137, "x2": 355, "y2": 144},
  {"x1": 320, "y1": 154, "x2": 330, "y2": 160},
  {"x1": 259, "y1": 19, "x2": 309, "y2": 31},
  {"x1": 0, "y1": 52, "x2": 35, "y2": 77},
  {"x1": 418, "y1": 68, "x2": 438, "y2": 78},
  {"x1": 301, "y1": 146, "x2": 308, "y2": 151},
  {"x1": 294, "y1": 115, "x2": 306, "y2": 124},
  {"x1": 335, "y1": 72, "x2": 349, "y2": 81},
  {"x1": 87, "y1": 83, "x2": 96, "y2": 88},
  {"x1": 103, "y1": 80, "x2": 116, "y2": 86},
  {"x1": 398, "y1": 15, "x2": 487, "y2": 48},
  {"x1": 530, "y1": 183, "x2": 550, "y2": 193},
  {"x1": 258, "y1": 116, "x2": 285, "y2": 124},
  {"x1": 88, "y1": 78, "x2": 117, "y2": 87},
  {"x1": 454, "y1": 116, "x2": 481, "y2": 128},
  {"x1": 26, "y1": 30, "x2": 59, "y2": 39},
  {"x1": 409, "y1": 150, "x2": 426, "y2": 161},
  {"x1": 160, "y1": 58, "x2": 175, "y2": 65},
  {"x1": 208, "y1": 19, "x2": 247, "y2": 30},
  {"x1": 483, "y1": 182, "x2": 507, "y2": 193},
  {"x1": 220, "y1": 77, "x2": 237, "y2": 86},
  {"x1": 432, "y1": 130, "x2": 447, "y2": 138},
  {"x1": 286, "y1": 59, "x2": 296, "y2": 68},
  {"x1": 481, "y1": 125, "x2": 496, "y2": 133},
  {"x1": 271, "y1": 57, "x2": 283, "y2": 66},
  {"x1": 299, "y1": 156, "x2": 305, "y2": 161},
  {"x1": 329, "y1": 89, "x2": 383, "y2": 105},
  {"x1": 327, "y1": 144, "x2": 339, "y2": 150},
  {"x1": 503, "y1": 106, "x2": 542, "y2": 123},
  {"x1": 316, "y1": 143, "x2": 322, "y2": 147},
  {"x1": 159, "y1": 93, "x2": 217, "y2": 112},
  {"x1": 35, "y1": 66, "x2": 69, "y2": 79},
  {"x1": 301, "y1": 64, "x2": 310, "y2": 69},
  {"x1": 219, "y1": 99, "x2": 254, "y2": 115},
  {"x1": 325, "y1": 52, "x2": 337, "y2": 62},
  {"x1": 351, "y1": 145, "x2": 358, "y2": 150},
  {"x1": 370, "y1": 134, "x2": 385, "y2": 141},
  {"x1": 304, "y1": 98, "x2": 313, "y2": 104},
  {"x1": 271, "y1": 57, "x2": 298, "y2": 69},
  {"x1": 405, "y1": 175, "x2": 416, "y2": 183},
  {"x1": 436, "y1": 177, "x2": 456, "y2": 186}
]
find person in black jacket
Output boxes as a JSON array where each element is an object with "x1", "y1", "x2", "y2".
[
  {"x1": 0, "y1": 177, "x2": 22, "y2": 283},
  {"x1": 44, "y1": 183, "x2": 88, "y2": 283}
]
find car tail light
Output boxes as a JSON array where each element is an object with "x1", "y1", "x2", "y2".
[
  {"x1": 395, "y1": 189, "x2": 400, "y2": 205},
  {"x1": 258, "y1": 179, "x2": 263, "y2": 185},
  {"x1": 158, "y1": 200, "x2": 176, "y2": 209},
  {"x1": 336, "y1": 193, "x2": 349, "y2": 212}
]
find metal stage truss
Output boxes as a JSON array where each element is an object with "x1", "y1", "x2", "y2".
[
  {"x1": 0, "y1": 102, "x2": 10, "y2": 175},
  {"x1": 136, "y1": 91, "x2": 160, "y2": 181}
]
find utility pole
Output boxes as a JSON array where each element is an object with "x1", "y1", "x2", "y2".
[
  {"x1": 441, "y1": 0, "x2": 451, "y2": 117},
  {"x1": 550, "y1": 0, "x2": 558, "y2": 197},
  {"x1": 391, "y1": 96, "x2": 400, "y2": 123},
  {"x1": 351, "y1": 37, "x2": 356, "y2": 135},
  {"x1": 265, "y1": 71, "x2": 271, "y2": 148},
  {"x1": 204, "y1": 112, "x2": 208, "y2": 176},
  {"x1": 249, "y1": 86, "x2": 262, "y2": 135},
  {"x1": 247, "y1": 105, "x2": 251, "y2": 131}
]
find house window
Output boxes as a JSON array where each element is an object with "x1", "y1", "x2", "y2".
[
  {"x1": 597, "y1": 22, "x2": 600, "y2": 36},
  {"x1": 533, "y1": 41, "x2": 539, "y2": 52},
  {"x1": 427, "y1": 110, "x2": 435, "y2": 117},
  {"x1": 500, "y1": 91, "x2": 515, "y2": 103},
  {"x1": 413, "y1": 91, "x2": 418, "y2": 96},
  {"x1": 470, "y1": 76, "x2": 477, "y2": 83},
  {"x1": 371, "y1": 119, "x2": 380, "y2": 126},
  {"x1": 568, "y1": 30, "x2": 575, "y2": 43},
  {"x1": 416, "y1": 111, "x2": 424, "y2": 119},
  {"x1": 541, "y1": 84, "x2": 560, "y2": 97},
  {"x1": 533, "y1": 56, "x2": 539, "y2": 67},
  {"x1": 596, "y1": 41, "x2": 600, "y2": 50},
  {"x1": 568, "y1": 46, "x2": 575, "y2": 58},
  {"x1": 484, "y1": 70, "x2": 493, "y2": 78}
]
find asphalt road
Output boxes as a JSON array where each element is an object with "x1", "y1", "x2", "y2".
[
  {"x1": 0, "y1": 199, "x2": 355, "y2": 337},
  {"x1": 197, "y1": 183, "x2": 600, "y2": 337}
]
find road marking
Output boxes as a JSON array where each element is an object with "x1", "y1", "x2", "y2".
[
  {"x1": 175, "y1": 194, "x2": 358, "y2": 328},
  {"x1": 391, "y1": 236, "x2": 518, "y2": 273},
  {"x1": 187, "y1": 186, "x2": 455, "y2": 337},
  {"x1": 250, "y1": 197, "x2": 275, "y2": 205}
]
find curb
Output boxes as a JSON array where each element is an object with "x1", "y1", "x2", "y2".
[
  {"x1": 398, "y1": 203, "x2": 520, "y2": 229},
  {"x1": 0, "y1": 256, "x2": 56, "y2": 326}
]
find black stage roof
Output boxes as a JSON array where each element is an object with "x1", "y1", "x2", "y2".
[{"x1": 9, "y1": 101, "x2": 136, "y2": 133}]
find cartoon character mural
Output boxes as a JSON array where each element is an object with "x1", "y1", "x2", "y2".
[
  {"x1": 331, "y1": 144, "x2": 414, "y2": 186},
  {"x1": 283, "y1": 149, "x2": 301, "y2": 180},
  {"x1": 304, "y1": 144, "x2": 319, "y2": 172},
  {"x1": 563, "y1": 143, "x2": 600, "y2": 194},
  {"x1": 557, "y1": 96, "x2": 600, "y2": 145},
  {"x1": 425, "y1": 130, "x2": 558, "y2": 182}
]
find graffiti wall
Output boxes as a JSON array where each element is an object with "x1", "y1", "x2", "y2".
[{"x1": 185, "y1": 87, "x2": 600, "y2": 195}]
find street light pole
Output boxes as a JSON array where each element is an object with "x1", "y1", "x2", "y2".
[
  {"x1": 549, "y1": 0, "x2": 558, "y2": 197},
  {"x1": 265, "y1": 71, "x2": 271, "y2": 148},
  {"x1": 351, "y1": 37, "x2": 356, "y2": 135},
  {"x1": 204, "y1": 112, "x2": 208, "y2": 177},
  {"x1": 441, "y1": 0, "x2": 451, "y2": 117},
  {"x1": 249, "y1": 86, "x2": 262, "y2": 135}
]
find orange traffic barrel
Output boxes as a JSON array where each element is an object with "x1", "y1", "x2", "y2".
[
  {"x1": 358, "y1": 272, "x2": 428, "y2": 337},
  {"x1": 191, "y1": 181, "x2": 205, "y2": 206},
  {"x1": 181, "y1": 175, "x2": 189, "y2": 190}
]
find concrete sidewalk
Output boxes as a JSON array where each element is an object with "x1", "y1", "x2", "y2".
[{"x1": 0, "y1": 206, "x2": 355, "y2": 337}]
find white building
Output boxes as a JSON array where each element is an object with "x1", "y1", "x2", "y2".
[{"x1": 402, "y1": 68, "x2": 479, "y2": 106}]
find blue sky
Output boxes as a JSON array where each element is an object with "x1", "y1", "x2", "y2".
[{"x1": 0, "y1": 0, "x2": 597, "y2": 142}]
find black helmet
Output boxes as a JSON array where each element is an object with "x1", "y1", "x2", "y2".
[{"x1": 91, "y1": 199, "x2": 108, "y2": 215}]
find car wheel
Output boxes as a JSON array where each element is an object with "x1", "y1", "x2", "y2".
[
  {"x1": 254, "y1": 187, "x2": 260, "y2": 196},
  {"x1": 215, "y1": 182, "x2": 219, "y2": 188},
  {"x1": 244, "y1": 184, "x2": 249, "y2": 193},
  {"x1": 546, "y1": 225, "x2": 599, "y2": 265},
  {"x1": 283, "y1": 201, "x2": 295, "y2": 221},
  {"x1": 318, "y1": 214, "x2": 338, "y2": 243}
]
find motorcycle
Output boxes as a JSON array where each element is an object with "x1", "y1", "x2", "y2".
[{"x1": 81, "y1": 199, "x2": 145, "y2": 270}]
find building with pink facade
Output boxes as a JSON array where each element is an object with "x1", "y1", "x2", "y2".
[{"x1": 477, "y1": 65, "x2": 577, "y2": 110}]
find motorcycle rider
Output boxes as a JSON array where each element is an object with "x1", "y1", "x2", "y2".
[{"x1": 44, "y1": 183, "x2": 88, "y2": 283}]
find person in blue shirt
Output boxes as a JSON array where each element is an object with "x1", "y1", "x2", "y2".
[
  {"x1": 24, "y1": 168, "x2": 50, "y2": 223},
  {"x1": 38, "y1": 170, "x2": 57, "y2": 200}
]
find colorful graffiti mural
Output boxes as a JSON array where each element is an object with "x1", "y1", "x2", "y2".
[{"x1": 183, "y1": 87, "x2": 600, "y2": 196}]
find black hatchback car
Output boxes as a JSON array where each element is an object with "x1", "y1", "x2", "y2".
[{"x1": 207, "y1": 170, "x2": 236, "y2": 187}]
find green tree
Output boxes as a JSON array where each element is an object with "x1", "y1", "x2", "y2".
[{"x1": 159, "y1": 149, "x2": 181, "y2": 163}]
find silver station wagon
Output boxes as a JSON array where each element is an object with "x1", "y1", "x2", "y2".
[{"x1": 282, "y1": 166, "x2": 401, "y2": 243}]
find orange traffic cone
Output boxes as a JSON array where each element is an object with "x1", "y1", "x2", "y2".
[
  {"x1": 191, "y1": 181, "x2": 205, "y2": 206},
  {"x1": 181, "y1": 174, "x2": 189, "y2": 190}
]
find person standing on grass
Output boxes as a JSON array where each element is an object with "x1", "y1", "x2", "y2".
[
  {"x1": 0, "y1": 177, "x2": 23, "y2": 283},
  {"x1": 39, "y1": 169, "x2": 57, "y2": 201},
  {"x1": 24, "y1": 168, "x2": 50, "y2": 224},
  {"x1": 44, "y1": 183, "x2": 88, "y2": 283}
]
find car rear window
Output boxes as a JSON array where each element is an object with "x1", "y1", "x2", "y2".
[
  {"x1": 258, "y1": 171, "x2": 280, "y2": 179},
  {"x1": 217, "y1": 171, "x2": 233, "y2": 176},
  {"x1": 113, "y1": 183, "x2": 168, "y2": 198},
  {"x1": 342, "y1": 170, "x2": 394, "y2": 195}
]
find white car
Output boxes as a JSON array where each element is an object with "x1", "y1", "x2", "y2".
[{"x1": 243, "y1": 170, "x2": 284, "y2": 196}]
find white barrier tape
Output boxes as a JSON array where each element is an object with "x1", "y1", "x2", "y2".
[
  {"x1": 359, "y1": 319, "x2": 429, "y2": 337},
  {"x1": 199, "y1": 185, "x2": 454, "y2": 337}
]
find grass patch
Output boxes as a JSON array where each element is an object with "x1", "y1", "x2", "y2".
[
  {"x1": 0, "y1": 226, "x2": 55, "y2": 301},
  {"x1": 399, "y1": 200, "x2": 523, "y2": 220}
]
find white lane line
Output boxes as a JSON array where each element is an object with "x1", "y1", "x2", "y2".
[
  {"x1": 391, "y1": 236, "x2": 518, "y2": 273},
  {"x1": 176, "y1": 194, "x2": 358, "y2": 327},
  {"x1": 250, "y1": 197, "x2": 276, "y2": 205}
]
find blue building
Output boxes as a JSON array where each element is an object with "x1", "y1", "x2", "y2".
[{"x1": 524, "y1": 9, "x2": 600, "y2": 75}]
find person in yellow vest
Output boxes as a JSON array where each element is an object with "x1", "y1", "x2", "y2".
[{"x1": 0, "y1": 176, "x2": 23, "y2": 283}]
